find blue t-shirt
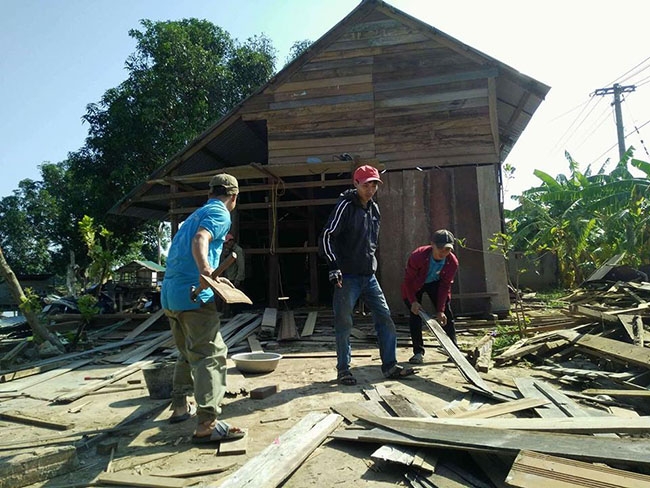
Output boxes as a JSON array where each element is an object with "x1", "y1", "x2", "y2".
[
  {"x1": 425, "y1": 255, "x2": 445, "y2": 284},
  {"x1": 161, "y1": 199, "x2": 231, "y2": 311}
]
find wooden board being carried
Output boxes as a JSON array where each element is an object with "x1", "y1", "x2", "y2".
[
  {"x1": 418, "y1": 310, "x2": 493, "y2": 396},
  {"x1": 200, "y1": 274, "x2": 253, "y2": 304}
]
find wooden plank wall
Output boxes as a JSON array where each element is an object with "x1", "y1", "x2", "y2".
[
  {"x1": 243, "y1": 11, "x2": 496, "y2": 168},
  {"x1": 379, "y1": 167, "x2": 494, "y2": 316}
]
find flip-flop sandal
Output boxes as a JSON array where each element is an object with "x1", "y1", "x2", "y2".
[
  {"x1": 385, "y1": 364, "x2": 417, "y2": 379},
  {"x1": 169, "y1": 403, "x2": 197, "y2": 424},
  {"x1": 337, "y1": 371, "x2": 357, "y2": 385},
  {"x1": 192, "y1": 420, "x2": 246, "y2": 444}
]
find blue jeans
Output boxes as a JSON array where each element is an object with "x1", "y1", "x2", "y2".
[{"x1": 333, "y1": 274, "x2": 397, "y2": 375}]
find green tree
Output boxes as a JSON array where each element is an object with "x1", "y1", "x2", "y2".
[
  {"x1": 0, "y1": 177, "x2": 58, "y2": 274},
  {"x1": 1, "y1": 18, "x2": 277, "y2": 276},
  {"x1": 285, "y1": 39, "x2": 312, "y2": 65},
  {"x1": 507, "y1": 149, "x2": 650, "y2": 287}
]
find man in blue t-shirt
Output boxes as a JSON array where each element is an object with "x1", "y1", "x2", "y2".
[
  {"x1": 401, "y1": 229, "x2": 459, "y2": 364},
  {"x1": 161, "y1": 173, "x2": 244, "y2": 443}
]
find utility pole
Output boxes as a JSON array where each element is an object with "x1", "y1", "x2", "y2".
[{"x1": 594, "y1": 83, "x2": 636, "y2": 161}]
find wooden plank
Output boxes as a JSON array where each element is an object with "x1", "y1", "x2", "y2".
[
  {"x1": 52, "y1": 360, "x2": 150, "y2": 404},
  {"x1": 370, "y1": 444, "x2": 416, "y2": 465},
  {"x1": 618, "y1": 314, "x2": 645, "y2": 346},
  {"x1": 532, "y1": 380, "x2": 589, "y2": 418},
  {"x1": 218, "y1": 412, "x2": 343, "y2": 488},
  {"x1": 506, "y1": 450, "x2": 650, "y2": 488},
  {"x1": 350, "y1": 327, "x2": 367, "y2": 340},
  {"x1": 247, "y1": 335, "x2": 263, "y2": 353},
  {"x1": 352, "y1": 412, "x2": 650, "y2": 467},
  {"x1": 218, "y1": 433, "x2": 248, "y2": 456},
  {"x1": 0, "y1": 445, "x2": 78, "y2": 488},
  {"x1": 0, "y1": 358, "x2": 93, "y2": 394},
  {"x1": 281, "y1": 352, "x2": 372, "y2": 359},
  {"x1": 376, "y1": 415, "x2": 650, "y2": 434},
  {"x1": 412, "y1": 449, "x2": 438, "y2": 475},
  {"x1": 97, "y1": 471, "x2": 190, "y2": 487},
  {"x1": 102, "y1": 331, "x2": 170, "y2": 364},
  {"x1": 471, "y1": 332, "x2": 494, "y2": 373},
  {"x1": 123, "y1": 309, "x2": 166, "y2": 340},
  {"x1": 569, "y1": 304, "x2": 620, "y2": 324},
  {"x1": 221, "y1": 313, "x2": 259, "y2": 343},
  {"x1": 0, "y1": 410, "x2": 74, "y2": 431},
  {"x1": 556, "y1": 330, "x2": 650, "y2": 369},
  {"x1": 362, "y1": 388, "x2": 383, "y2": 403},
  {"x1": 378, "y1": 392, "x2": 430, "y2": 418},
  {"x1": 151, "y1": 463, "x2": 236, "y2": 478},
  {"x1": 418, "y1": 310, "x2": 493, "y2": 395},
  {"x1": 301, "y1": 311, "x2": 318, "y2": 337},
  {"x1": 123, "y1": 331, "x2": 174, "y2": 364},
  {"x1": 0, "y1": 340, "x2": 136, "y2": 383},
  {"x1": 451, "y1": 397, "x2": 551, "y2": 419},
  {"x1": 0, "y1": 340, "x2": 29, "y2": 369},
  {"x1": 582, "y1": 388, "x2": 650, "y2": 397},
  {"x1": 225, "y1": 317, "x2": 263, "y2": 348},
  {"x1": 331, "y1": 401, "x2": 385, "y2": 423},
  {"x1": 200, "y1": 274, "x2": 253, "y2": 304},
  {"x1": 515, "y1": 378, "x2": 566, "y2": 418},
  {"x1": 278, "y1": 311, "x2": 299, "y2": 341}
]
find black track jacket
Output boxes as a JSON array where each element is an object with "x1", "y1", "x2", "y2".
[{"x1": 319, "y1": 189, "x2": 380, "y2": 275}]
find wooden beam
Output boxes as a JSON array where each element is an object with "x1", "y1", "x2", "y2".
[
  {"x1": 351, "y1": 412, "x2": 650, "y2": 467},
  {"x1": 378, "y1": 415, "x2": 650, "y2": 434},
  {"x1": 419, "y1": 310, "x2": 494, "y2": 396},
  {"x1": 506, "y1": 450, "x2": 650, "y2": 488},
  {"x1": 218, "y1": 412, "x2": 343, "y2": 488},
  {"x1": 487, "y1": 77, "x2": 500, "y2": 157}
]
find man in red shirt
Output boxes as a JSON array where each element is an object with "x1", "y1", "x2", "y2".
[{"x1": 401, "y1": 229, "x2": 459, "y2": 364}]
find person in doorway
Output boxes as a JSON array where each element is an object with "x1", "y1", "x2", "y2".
[
  {"x1": 401, "y1": 229, "x2": 459, "y2": 364},
  {"x1": 220, "y1": 234, "x2": 245, "y2": 288},
  {"x1": 161, "y1": 173, "x2": 245, "y2": 443},
  {"x1": 319, "y1": 165, "x2": 416, "y2": 385}
]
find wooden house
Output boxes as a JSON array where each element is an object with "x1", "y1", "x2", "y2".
[
  {"x1": 111, "y1": 0, "x2": 550, "y2": 316},
  {"x1": 113, "y1": 260, "x2": 166, "y2": 288}
]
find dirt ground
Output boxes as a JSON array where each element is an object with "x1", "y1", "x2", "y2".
[{"x1": 2, "y1": 313, "x2": 602, "y2": 488}]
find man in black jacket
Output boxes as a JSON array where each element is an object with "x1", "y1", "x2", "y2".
[{"x1": 320, "y1": 165, "x2": 415, "y2": 385}]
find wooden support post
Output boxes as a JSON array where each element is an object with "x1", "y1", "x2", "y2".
[
  {"x1": 268, "y1": 193, "x2": 279, "y2": 308},
  {"x1": 308, "y1": 205, "x2": 319, "y2": 305}
]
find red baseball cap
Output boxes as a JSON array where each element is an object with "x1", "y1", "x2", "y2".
[{"x1": 353, "y1": 165, "x2": 382, "y2": 185}]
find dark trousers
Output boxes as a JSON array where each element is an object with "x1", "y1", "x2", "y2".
[{"x1": 404, "y1": 281, "x2": 456, "y2": 355}]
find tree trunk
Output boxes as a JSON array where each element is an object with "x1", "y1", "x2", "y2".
[{"x1": 0, "y1": 246, "x2": 65, "y2": 353}]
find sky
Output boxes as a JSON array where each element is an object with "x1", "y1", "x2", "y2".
[{"x1": 2, "y1": 0, "x2": 650, "y2": 209}]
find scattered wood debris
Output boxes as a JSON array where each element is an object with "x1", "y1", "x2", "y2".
[{"x1": 1, "y1": 272, "x2": 649, "y2": 487}]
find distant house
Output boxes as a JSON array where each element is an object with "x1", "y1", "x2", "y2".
[
  {"x1": 113, "y1": 260, "x2": 166, "y2": 288},
  {"x1": 0, "y1": 274, "x2": 57, "y2": 312},
  {"x1": 110, "y1": 0, "x2": 549, "y2": 316}
]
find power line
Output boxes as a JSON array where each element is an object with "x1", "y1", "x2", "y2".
[
  {"x1": 549, "y1": 98, "x2": 591, "y2": 122},
  {"x1": 550, "y1": 95, "x2": 601, "y2": 154},
  {"x1": 622, "y1": 97, "x2": 650, "y2": 157},
  {"x1": 608, "y1": 55, "x2": 650, "y2": 85},
  {"x1": 573, "y1": 103, "x2": 614, "y2": 151},
  {"x1": 590, "y1": 118, "x2": 650, "y2": 164}
]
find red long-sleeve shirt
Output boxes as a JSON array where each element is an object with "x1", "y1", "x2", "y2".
[{"x1": 401, "y1": 245, "x2": 458, "y2": 311}]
